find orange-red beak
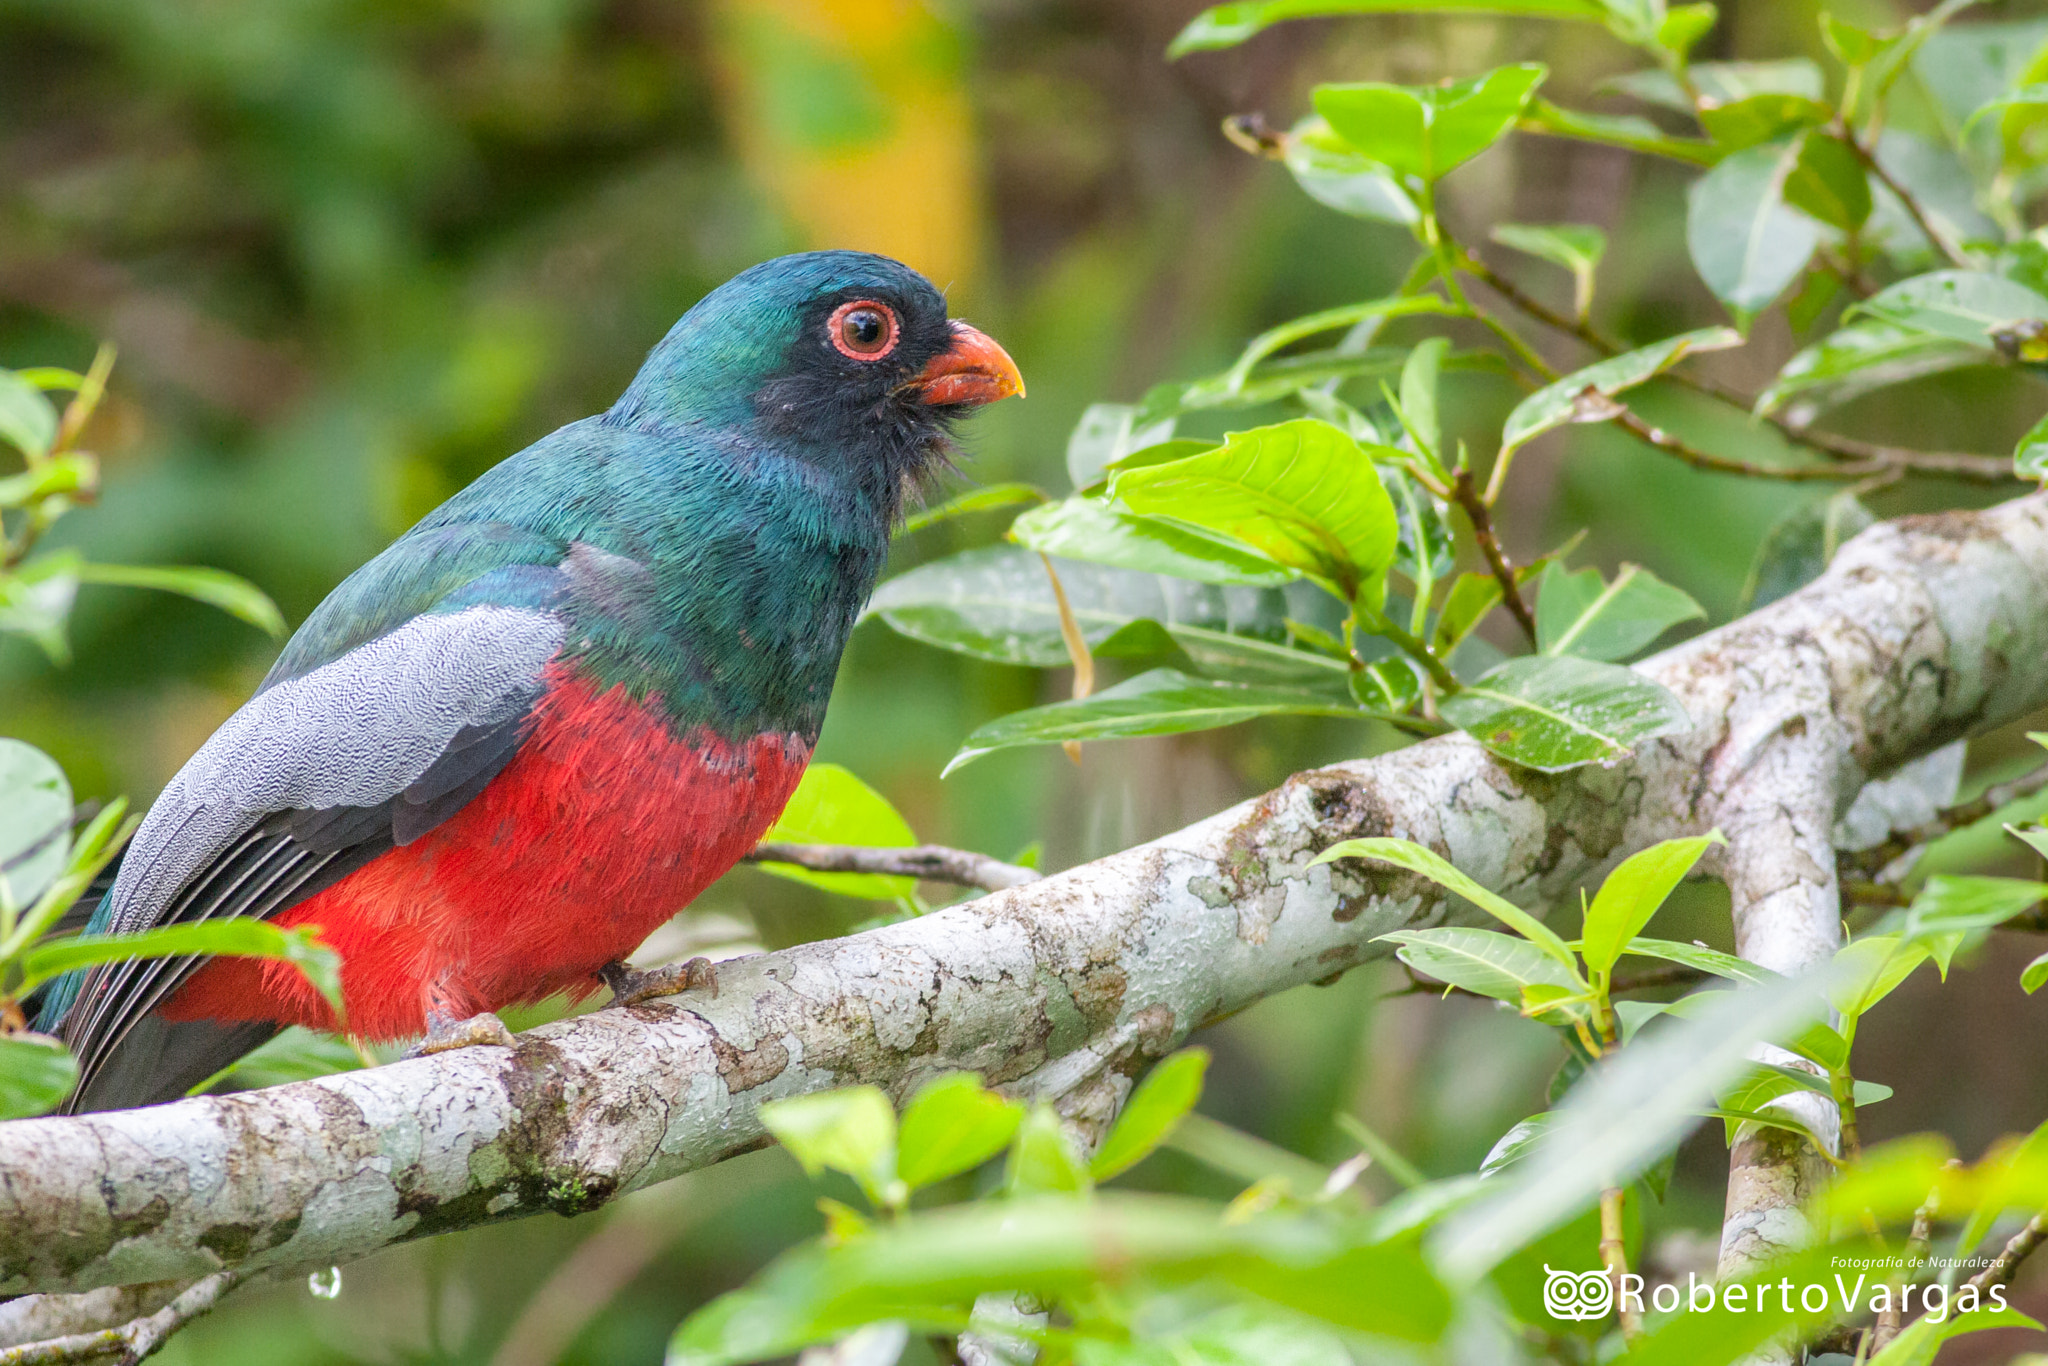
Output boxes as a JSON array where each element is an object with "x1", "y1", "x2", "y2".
[{"x1": 916, "y1": 321, "x2": 1025, "y2": 407}]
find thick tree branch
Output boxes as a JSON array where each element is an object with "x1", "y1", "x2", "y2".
[{"x1": 0, "y1": 495, "x2": 2045, "y2": 1307}]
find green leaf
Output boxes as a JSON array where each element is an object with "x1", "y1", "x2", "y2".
[
  {"x1": 205, "y1": 1028, "x2": 366, "y2": 1091},
  {"x1": 1685, "y1": 137, "x2": 1820, "y2": 318},
  {"x1": 2011, "y1": 971, "x2": 2048, "y2": 1034},
  {"x1": 22, "y1": 921, "x2": 344, "y2": 1013},
  {"x1": 1738, "y1": 493, "x2": 1875, "y2": 611},
  {"x1": 2016, "y1": 410, "x2": 2048, "y2": 482},
  {"x1": 867, "y1": 546, "x2": 1345, "y2": 683},
  {"x1": 895, "y1": 1074, "x2": 1024, "y2": 1191},
  {"x1": 1656, "y1": 3, "x2": 1716, "y2": 60},
  {"x1": 1280, "y1": 117, "x2": 1420, "y2": 224},
  {"x1": 1385, "y1": 467, "x2": 1453, "y2": 594},
  {"x1": 1478, "y1": 1114, "x2": 1555, "y2": 1178},
  {"x1": 1697, "y1": 93, "x2": 1832, "y2": 150},
  {"x1": 1009, "y1": 496, "x2": 1297, "y2": 588},
  {"x1": 1007, "y1": 1103, "x2": 1090, "y2": 1195},
  {"x1": 1863, "y1": 130, "x2": 1999, "y2": 267},
  {"x1": 1867, "y1": 1307, "x2": 2044, "y2": 1365},
  {"x1": 1092, "y1": 1048, "x2": 1209, "y2": 1181},
  {"x1": 1397, "y1": 337, "x2": 1448, "y2": 471},
  {"x1": 668, "y1": 1194, "x2": 1450, "y2": 1366},
  {"x1": 1377, "y1": 927, "x2": 1581, "y2": 1002},
  {"x1": 1351, "y1": 655, "x2": 1423, "y2": 713},
  {"x1": 757, "y1": 764, "x2": 917, "y2": 901},
  {"x1": 12, "y1": 367, "x2": 88, "y2": 392},
  {"x1": 73, "y1": 563, "x2": 286, "y2": 637},
  {"x1": 1580, "y1": 834, "x2": 1726, "y2": 973},
  {"x1": 1430, "y1": 537, "x2": 1578, "y2": 655},
  {"x1": 1314, "y1": 64, "x2": 1546, "y2": 184},
  {"x1": 1065, "y1": 403, "x2": 1180, "y2": 489},
  {"x1": 1434, "y1": 974, "x2": 1827, "y2": 1279},
  {"x1": 1855, "y1": 269, "x2": 2048, "y2": 353},
  {"x1": 1314, "y1": 836, "x2": 1578, "y2": 968},
  {"x1": 1903, "y1": 875, "x2": 2047, "y2": 941},
  {"x1": 1168, "y1": 0, "x2": 1605, "y2": 58},
  {"x1": 1490, "y1": 223, "x2": 1606, "y2": 317},
  {"x1": 0, "y1": 452, "x2": 96, "y2": 510},
  {"x1": 0, "y1": 1035, "x2": 77, "y2": 1120},
  {"x1": 1757, "y1": 318, "x2": 1983, "y2": 414},
  {"x1": 1438, "y1": 655, "x2": 1692, "y2": 773},
  {"x1": 759, "y1": 1085, "x2": 901, "y2": 1207},
  {"x1": 944, "y1": 668, "x2": 1368, "y2": 775},
  {"x1": 1499, "y1": 327, "x2": 1741, "y2": 455},
  {"x1": 1828, "y1": 935, "x2": 1931, "y2": 1021},
  {"x1": 1609, "y1": 58, "x2": 1823, "y2": 111},
  {"x1": 1615, "y1": 938, "x2": 1782, "y2": 988},
  {"x1": 898, "y1": 483, "x2": 1044, "y2": 536},
  {"x1": 0, "y1": 369, "x2": 60, "y2": 460},
  {"x1": 1785, "y1": 131, "x2": 1873, "y2": 233},
  {"x1": 1110, "y1": 419, "x2": 1399, "y2": 608},
  {"x1": 1533, "y1": 562, "x2": 1706, "y2": 662},
  {"x1": 1220, "y1": 297, "x2": 1458, "y2": 392},
  {"x1": 1715, "y1": 1060, "x2": 1830, "y2": 1143},
  {"x1": 0, "y1": 738, "x2": 72, "y2": 911},
  {"x1": 1517, "y1": 99, "x2": 1718, "y2": 165}
]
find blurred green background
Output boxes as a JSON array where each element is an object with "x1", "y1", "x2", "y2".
[{"x1": 6, "y1": 0, "x2": 2048, "y2": 1360}]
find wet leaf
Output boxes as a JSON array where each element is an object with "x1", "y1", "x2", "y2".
[
  {"x1": 1500, "y1": 328, "x2": 1740, "y2": 454},
  {"x1": 1314, "y1": 64, "x2": 1547, "y2": 184},
  {"x1": 944, "y1": 669, "x2": 1367, "y2": 775},
  {"x1": 1439, "y1": 656, "x2": 1691, "y2": 772},
  {"x1": 1533, "y1": 562, "x2": 1705, "y2": 662}
]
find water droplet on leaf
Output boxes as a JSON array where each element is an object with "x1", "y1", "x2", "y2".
[{"x1": 307, "y1": 1266, "x2": 342, "y2": 1300}]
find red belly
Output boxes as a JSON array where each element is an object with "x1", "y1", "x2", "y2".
[{"x1": 162, "y1": 666, "x2": 810, "y2": 1039}]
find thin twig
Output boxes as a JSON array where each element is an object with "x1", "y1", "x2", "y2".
[
  {"x1": 1600, "y1": 1187, "x2": 1640, "y2": 1338},
  {"x1": 1872, "y1": 1183, "x2": 1944, "y2": 1351},
  {"x1": 1843, "y1": 129, "x2": 1973, "y2": 271},
  {"x1": 1839, "y1": 762, "x2": 2048, "y2": 885},
  {"x1": 1613, "y1": 411, "x2": 1888, "y2": 482},
  {"x1": 1969, "y1": 1211, "x2": 2048, "y2": 1293},
  {"x1": 1450, "y1": 469, "x2": 1537, "y2": 647},
  {"x1": 1455, "y1": 249, "x2": 2016, "y2": 484},
  {"x1": 0, "y1": 1269, "x2": 245, "y2": 1366},
  {"x1": 745, "y1": 843, "x2": 1043, "y2": 893}
]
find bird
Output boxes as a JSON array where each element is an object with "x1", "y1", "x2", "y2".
[{"x1": 37, "y1": 250, "x2": 1023, "y2": 1113}]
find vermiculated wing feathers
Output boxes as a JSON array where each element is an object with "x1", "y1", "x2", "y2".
[{"x1": 54, "y1": 603, "x2": 567, "y2": 1111}]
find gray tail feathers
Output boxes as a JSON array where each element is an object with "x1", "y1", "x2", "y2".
[{"x1": 59, "y1": 1016, "x2": 279, "y2": 1114}]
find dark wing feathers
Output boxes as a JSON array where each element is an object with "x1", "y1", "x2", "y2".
[{"x1": 56, "y1": 600, "x2": 570, "y2": 1112}]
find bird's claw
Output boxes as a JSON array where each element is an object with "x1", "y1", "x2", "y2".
[
  {"x1": 407, "y1": 1010, "x2": 517, "y2": 1057},
  {"x1": 600, "y1": 955, "x2": 718, "y2": 1006}
]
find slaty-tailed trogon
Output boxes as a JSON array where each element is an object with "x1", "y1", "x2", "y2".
[{"x1": 39, "y1": 251, "x2": 1023, "y2": 1113}]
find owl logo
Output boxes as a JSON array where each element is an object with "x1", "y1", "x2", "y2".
[{"x1": 1543, "y1": 1265, "x2": 1613, "y2": 1321}]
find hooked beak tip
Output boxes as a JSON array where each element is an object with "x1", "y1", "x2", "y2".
[{"x1": 916, "y1": 320, "x2": 1025, "y2": 407}]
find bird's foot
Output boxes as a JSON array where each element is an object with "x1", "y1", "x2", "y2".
[
  {"x1": 407, "y1": 1010, "x2": 517, "y2": 1057},
  {"x1": 600, "y1": 955, "x2": 718, "y2": 1006}
]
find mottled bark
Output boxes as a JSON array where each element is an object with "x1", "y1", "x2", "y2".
[{"x1": 0, "y1": 494, "x2": 2042, "y2": 1320}]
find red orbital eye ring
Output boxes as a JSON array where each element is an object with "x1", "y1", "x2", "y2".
[{"x1": 829, "y1": 300, "x2": 900, "y2": 360}]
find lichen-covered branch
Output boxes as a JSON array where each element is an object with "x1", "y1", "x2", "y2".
[{"x1": 0, "y1": 494, "x2": 2044, "y2": 1307}]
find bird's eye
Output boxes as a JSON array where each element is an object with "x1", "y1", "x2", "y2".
[{"x1": 829, "y1": 300, "x2": 900, "y2": 360}]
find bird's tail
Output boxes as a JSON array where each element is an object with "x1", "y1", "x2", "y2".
[{"x1": 25, "y1": 849, "x2": 125, "y2": 1033}]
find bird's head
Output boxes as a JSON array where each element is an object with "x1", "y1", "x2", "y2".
[{"x1": 609, "y1": 251, "x2": 1023, "y2": 515}]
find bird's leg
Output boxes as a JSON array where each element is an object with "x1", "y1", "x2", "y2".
[
  {"x1": 406, "y1": 975, "x2": 517, "y2": 1057},
  {"x1": 599, "y1": 956, "x2": 718, "y2": 1006}
]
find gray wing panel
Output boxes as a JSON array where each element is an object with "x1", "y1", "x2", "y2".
[{"x1": 105, "y1": 605, "x2": 566, "y2": 935}]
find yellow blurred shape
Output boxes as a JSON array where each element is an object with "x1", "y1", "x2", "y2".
[{"x1": 710, "y1": 0, "x2": 981, "y2": 291}]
